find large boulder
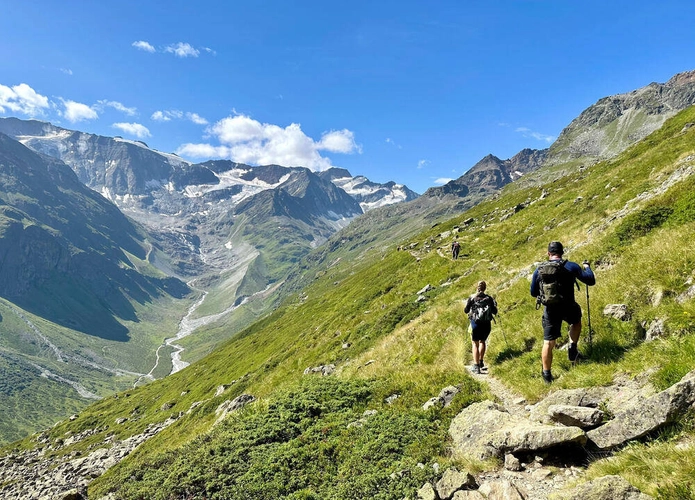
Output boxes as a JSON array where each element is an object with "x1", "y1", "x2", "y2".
[
  {"x1": 529, "y1": 378, "x2": 655, "y2": 425},
  {"x1": 548, "y1": 405, "x2": 604, "y2": 428},
  {"x1": 435, "y1": 468, "x2": 477, "y2": 499},
  {"x1": 449, "y1": 401, "x2": 586, "y2": 460},
  {"x1": 478, "y1": 480, "x2": 525, "y2": 500},
  {"x1": 552, "y1": 475, "x2": 653, "y2": 499},
  {"x1": 587, "y1": 370, "x2": 695, "y2": 450},
  {"x1": 417, "y1": 482, "x2": 438, "y2": 500},
  {"x1": 452, "y1": 491, "x2": 485, "y2": 499}
]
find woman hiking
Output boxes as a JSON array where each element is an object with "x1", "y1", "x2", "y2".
[{"x1": 464, "y1": 280, "x2": 497, "y2": 374}]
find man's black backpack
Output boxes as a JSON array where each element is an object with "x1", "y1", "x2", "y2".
[{"x1": 537, "y1": 260, "x2": 576, "y2": 306}]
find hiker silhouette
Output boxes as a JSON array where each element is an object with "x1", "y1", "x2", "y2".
[{"x1": 451, "y1": 240, "x2": 460, "y2": 260}]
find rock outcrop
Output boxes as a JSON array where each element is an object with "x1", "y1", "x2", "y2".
[
  {"x1": 587, "y1": 370, "x2": 695, "y2": 450},
  {"x1": 449, "y1": 401, "x2": 587, "y2": 460},
  {"x1": 0, "y1": 416, "x2": 179, "y2": 499},
  {"x1": 551, "y1": 474, "x2": 653, "y2": 500}
]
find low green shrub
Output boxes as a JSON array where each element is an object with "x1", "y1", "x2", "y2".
[{"x1": 93, "y1": 378, "x2": 448, "y2": 500}]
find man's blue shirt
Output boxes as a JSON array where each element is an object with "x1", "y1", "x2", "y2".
[{"x1": 530, "y1": 258, "x2": 596, "y2": 298}]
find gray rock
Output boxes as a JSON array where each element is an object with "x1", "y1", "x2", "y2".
[
  {"x1": 452, "y1": 491, "x2": 485, "y2": 500},
  {"x1": 504, "y1": 453, "x2": 522, "y2": 471},
  {"x1": 423, "y1": 397, "x2": 442, "y2": 411},
  {"x1": 214, "y1": 394, "x2": 256, "y2": 424},
  {"x1": 548, "y1": 405, "x2": 604, "y2": 428},
  {"x1": 438, "y1": 386, "x2": 460, "y2": 408},
  {"x1": 603, "y1": 304, "x2": 631, "y2": 321},
  {"x1": 385, "y1": 393, "x2": 400, "y2": 405},
  {"x1": 645, "y1": 318, "x2": 666, "y2": 341},
  {"x1": 303, "y1": 364, "x2": 336, "y2": 376},
  {"x1": 478, "y1": 479, "x2": 525, "y2": 499},
  {"x1": 529, "y1": 382, "x2": 655, "y2": 425},
  {"x1": 531, "y1": 468, "x2": 553, "y2": 480},
  {"x1": 417, "y1": 482, "x2": 438, "y2": 500},
  {"x1": 449, "y1": 401, "x2": 586, "y2": 460},
  {"x1": 676, "y1": 284, "x2": 695, "y2": 303},
  {"x1": 588, "y1": 370, "x2": 695, "y2": 450},
  {"x1": 554, "y1": 474, "x2": 653, "y2": 499},
  {"x1": 418, "y1": 284, "x2": 435, "y2": 295},
  {"x1": 61, "y1": 488, "x2": 88, "y2": 499},
  {"x1": 435, "y1": 468, "x2": 477, "y2": 499}
]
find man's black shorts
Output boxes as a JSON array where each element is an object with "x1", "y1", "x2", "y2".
[
  {"x1": 542, "y1": 302, "x2": 582, "y2": 341},
  {"x1": 470, "y1": 320, "x2": 491, "y2": 342}
]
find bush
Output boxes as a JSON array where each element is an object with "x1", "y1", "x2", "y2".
[
  {"x1": 94, "y1": 378, "x2": 445, "y2": 500},
  {"x1": 614, "y1": 205, "x2": 673, "y2": 242}
]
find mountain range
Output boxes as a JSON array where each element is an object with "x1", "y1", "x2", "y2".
[
  {"x1": 1, "y1": 69, "x2": 695, "y2": 454},
  {"x1": 2, "y1": 69, "x2": 695, "y2": 499}
]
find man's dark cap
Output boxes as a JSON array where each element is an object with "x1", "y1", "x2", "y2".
[{"x1": 548, "y1": 241, "x2": 564, "y2": 255}]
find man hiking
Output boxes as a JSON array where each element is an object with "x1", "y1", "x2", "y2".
[
  {"x1": 530, "y1": 241, "x2": 595, "y2": 383},
  {"x1": 464, "y1": 280, "x2": 497, "y2": 374},
  {"x1": 451, "y1": 240, "x2": 461, "y2": 260}
]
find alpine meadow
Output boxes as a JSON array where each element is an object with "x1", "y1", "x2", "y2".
[{"x1": 2, "y1": 64, "x2": 695, "y2": 499}]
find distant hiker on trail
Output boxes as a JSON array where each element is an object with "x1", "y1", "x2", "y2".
[
  {"x1": 530, "y1": 241, "x2": 595, "y2": 383},
  {"x1": 464, "y1": 280, "x2": 497, "y2": 374},
  {"x1": 451, "y1": 240, "x2": 461, "y2": 260}
]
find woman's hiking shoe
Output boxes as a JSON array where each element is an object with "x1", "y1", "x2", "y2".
[
  {"x1": 568, "y1": 343, "x2": 579, "y2": 362},
  {"x1": 471, "y1": 364, "x2": 481, "y2": 374},
  {"x1": 542, "y1": 370, "x2": 553, "y2": 383}
]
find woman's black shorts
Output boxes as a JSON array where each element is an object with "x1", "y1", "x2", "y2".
[{"x1": 470, "y1": 320, "x2": 491, "y2": 342}]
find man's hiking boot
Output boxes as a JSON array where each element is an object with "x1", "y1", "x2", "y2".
[
  {"x1": 542, "y1": 370, "x2": 553, "y2": 384},
  {"x1": 471, "y1": 364, "x2": 481, "y2": 374},
  {"x1": 478, "y1": 360, "x2": 485, "y2": 371},
  {"x1": 568, "y1": 343, "x2": 579, "y2": 363}
]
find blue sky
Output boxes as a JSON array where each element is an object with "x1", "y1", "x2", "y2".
[{"x1": 1, "y1": 1, "x2": 695, "y2": 194}]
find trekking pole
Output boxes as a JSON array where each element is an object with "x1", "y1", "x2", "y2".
[
  {"x1": 585, "y1": 284, "x2": 593, "y2": 355},
  {"x1": 496, "y1": 315, "x2": 510, "y2": 349}
]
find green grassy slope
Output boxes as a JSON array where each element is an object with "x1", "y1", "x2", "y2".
[{"x1": 5, "y1": 107, "x2": 695, "y2": 498}]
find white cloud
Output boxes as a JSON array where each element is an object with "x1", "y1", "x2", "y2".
[
  {"x1": 385, "y1": 137, "x2": 402, "y2": 149},
  {"x1": 186, "y1": 112, "x2": 208, "y2": 125},
  {"x1": 113, "y1": 122, "x2": 151, "y2": 138},
  {"x1": 434, "y1": 177, "x2": 453, "y2": 185},
  {"x1": 132, "y1": 40, "x2": 156, "y2": 53},
  {"x1": 62, "y1": 100, "x2": 98, "y2": 122},
  {"x1": 417, "y1": 159, "x2": 430, "y2": 169},
  {"x1": 176, "y1": 143, "x2": 230, "y2": 158},
  {"x1": 317, "y1": 129, "x2": 361, "y2": 153},
  {"x1": 59, "y1": 68, "x2": 73, "y2": 75},
  {"x1": 0, "y1": 83, "x2": 50, "y2": 116},
  {"x1": 165, "y1": 42, "x2": 200, "y2": 58},
  {"x1": 97, "y1": 100, "x2": 137, "y2": 116},
  {"x1": 152, "y1": 109, "x2": 207, "y2": 125},
  {"x1": 176, "y1": 114, "x2": 360, "y2": 170},
  {"x1": 515, "y1": 127, "x2": 555, "y2": 144},
  {"x1": 203, "y1": 47, "x2": 217, "y2": 56},
  {"x1": 152, "y1": 110, "x2": 181, "y2": 121}
]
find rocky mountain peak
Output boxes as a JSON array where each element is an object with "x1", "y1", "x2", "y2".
[{"x1": 548, "y1": 68, "x2": 695, "y2": 163}]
